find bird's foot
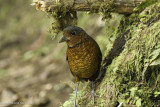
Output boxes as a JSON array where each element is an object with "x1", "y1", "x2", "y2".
[
  {"x1": 73, "y1": 103, "x2": 77, "y2": 107},
  {"x1": 90, "y1": 89, "x2": 98, "y2": 104}
]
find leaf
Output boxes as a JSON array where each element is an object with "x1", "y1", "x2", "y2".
[
  {"x1": 136, "y1": 98, "x2": 141, "y2": 107},
  {"x1": 150, "y1": 56, "x2": 160, "y2": 66},
  {"x1": 154, "y1": 91, "x2": 160, "y2": 97},
  {"x1": 149, "y1": 48, "x2": 160, "y2": 61},
  {"x1": 129, "y1": 87, "x2": 138, "y2": 92},
  {"x1": 149, "y1": 48, "x2": 160, "y2": 66},
  {"x1": 129, "y1": 87, "x2": 138, "y2": 97}
]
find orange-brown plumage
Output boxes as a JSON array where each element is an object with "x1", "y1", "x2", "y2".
[
  {"x1": 59, "y1": 26, "x2": 102, "y2": 106},
  {"x1": 60, "y1": 26, "x2": 102, "y2": 82},
  {"x1": 67, "y1": 36, "x2": 102, "y2": 81}
]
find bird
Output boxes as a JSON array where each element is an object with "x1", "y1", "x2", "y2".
[{"x1": 59, "y1": 26, "x2": 102, "y2": 107}]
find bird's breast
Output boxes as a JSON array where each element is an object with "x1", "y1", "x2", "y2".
[{"x1": 67, "y1": 41, "x2": 100, "y2": 79}]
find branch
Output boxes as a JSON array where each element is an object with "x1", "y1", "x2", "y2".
[
  {"x1": 32, "y1": 0, "x2": 145, "y2": 14},
  {"x1": 71, "y1": 0, "x2": 145, "y2": 14},
  {"x1": 113, "y1": 0, "x2": 145, "y2": 14}
]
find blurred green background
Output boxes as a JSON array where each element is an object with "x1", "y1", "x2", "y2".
[{"x1": 0, "y1": 0, "x2": 110, "y2": 107}]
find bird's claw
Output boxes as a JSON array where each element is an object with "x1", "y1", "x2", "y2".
[
  {"x1": 73, "y1": 104, "x2": 77, "y2": 107},
  {"x1": 90, "y1": 89, "x2": 98, "y2": 104}
]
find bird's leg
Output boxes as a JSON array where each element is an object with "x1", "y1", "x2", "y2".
[
  {"x1": 91, "y1": 81, "x2": 95, "y2": 104},
  {"x1": 74, "y1": 82, "x2": 79, "y2": 107}
]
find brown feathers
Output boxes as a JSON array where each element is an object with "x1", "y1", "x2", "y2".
[{"x1": 59, "y1": 26, "x2": 102, "y2": 82}]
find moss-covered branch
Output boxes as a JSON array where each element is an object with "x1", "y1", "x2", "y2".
[
  {"x1": 31, "y1": 0, "x2": 148, "y2": 38},
  {"x1": 32, "y1": 0, "x2": 145, "y2": 14}
]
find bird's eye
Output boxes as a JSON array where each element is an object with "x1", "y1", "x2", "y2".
[{"x1": 71, "y1": 31, "x2": 76, "y2": 36}]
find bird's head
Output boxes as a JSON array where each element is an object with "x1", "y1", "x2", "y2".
[{"x1": 59, "y1": 26, "x2": 87, "y2": 47}]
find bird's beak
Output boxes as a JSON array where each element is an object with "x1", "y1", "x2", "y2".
[{"x1": 59, "y1": 35, "x2": 69, "y2": 43}]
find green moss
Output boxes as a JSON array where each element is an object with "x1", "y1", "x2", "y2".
[
  {"x1": 44, "y1": 0, "x2": 77, "y2": 38},
  {"x1": 135, "y1": 0, "x2": 158, "y2": 10},
  {"x1": 98, "y1": 2, "x2": 160, "y2": 106}
]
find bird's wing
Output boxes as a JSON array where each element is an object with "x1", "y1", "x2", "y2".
[
  {"x1": 97, "y1": 43, "x2": 102, "y2": 62},
  {"x1": 66, "y1": 52, "x2": 75, "y2": 77},
  {"x1": 89, "y1": 36, "x2": 102, "y2": 62}
]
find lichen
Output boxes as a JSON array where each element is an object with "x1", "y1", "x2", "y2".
[
  {"x1": 89, "y1": 0, "x2": 114, "y2": 19},
  {"x1": 32, "y1": 0, "x2": 77, "y2": 38}
]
